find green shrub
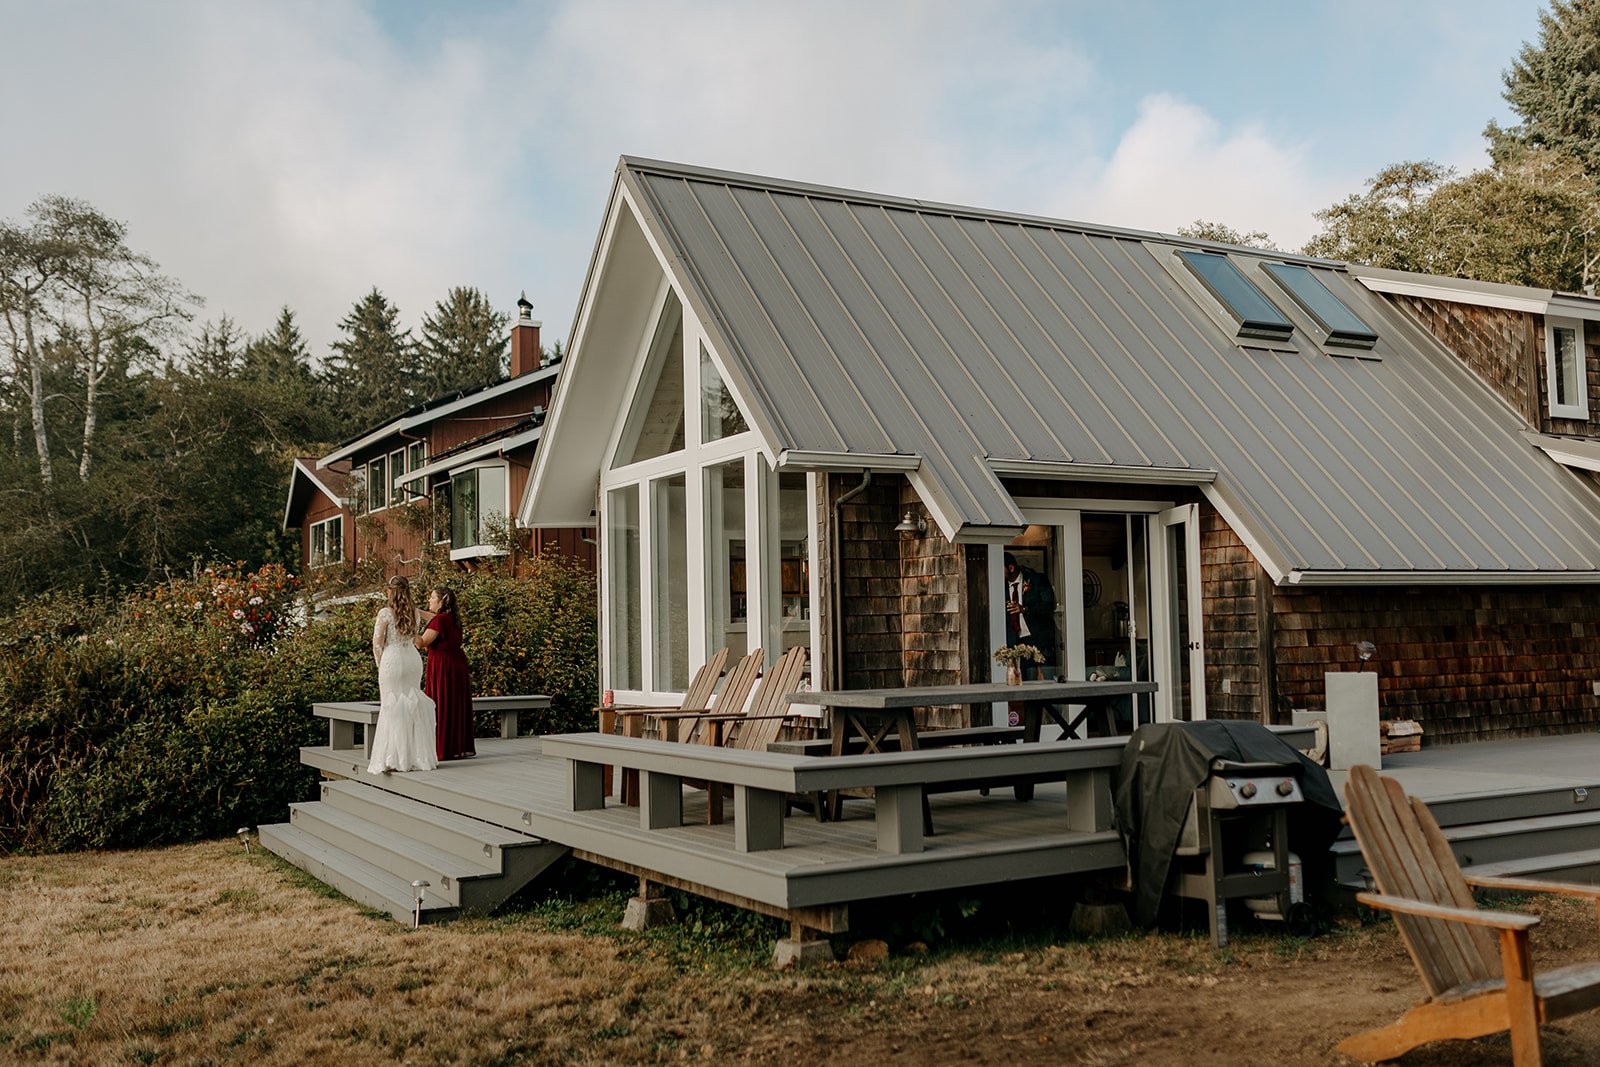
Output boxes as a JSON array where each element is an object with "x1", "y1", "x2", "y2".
[{"x1": 0, "y1": 555, "x2": 597, "y2": 853}]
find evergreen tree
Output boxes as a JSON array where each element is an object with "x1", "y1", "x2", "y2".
[
  {"x1": 417, "y1": 286, "x2": 508, "y2": 398},
  {"x1": 321, "y1": 288, "x2": 418, "y2": 424},
  {"x1": 243, "y1": 306, "x2": 313, "y2": 386},
  {"x1": 241, "y1": 306, "x2": 338, "y2": 450},
  {"x1": 1490, "y1": 0, "x2": 1600, "y2": 176},
  {"x1": 187, "y1": 315, "x2": 246, "y2": 379}
]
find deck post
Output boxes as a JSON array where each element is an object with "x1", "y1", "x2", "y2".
[
  {"x1": 328, "y1": 718, "x2": 357, "y2": 752},
  {"x1": 570, "y1": 759, "x2": 605, "y2": 811},
  {"x1": 734, "y1": 786, "x2": 785, "y2": 852},
  {"x1": 875, "y1": 784, "x2": 924, "y2": 854},
  {"x1": 640, "y1": 770, "x2": 682, "y2": 829},
  {"x1": 622, "y1": 876, "x2": 676, "y2": 930},
  {"x1": 1065, "y1": 768, "x2": 1113, "y2": 832}
]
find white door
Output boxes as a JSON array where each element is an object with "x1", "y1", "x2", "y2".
[{"x1": 1158, "y1": 504, "x2": 1206, "y2": 722}]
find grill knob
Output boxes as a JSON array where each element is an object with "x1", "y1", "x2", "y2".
[
  {"x1": 1240, "y1": 781, "x2": 1257, "y2": 799},
  {"x1": 1276, "y1": 779, "x2": 1295, "y2": 797}
]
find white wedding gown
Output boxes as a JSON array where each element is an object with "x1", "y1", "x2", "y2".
[{"x1": 367, "y1": 607, "x2": 439, "y2": 774}]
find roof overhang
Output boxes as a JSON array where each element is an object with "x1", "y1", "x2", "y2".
[
  {"x1": 988, "y1": 459, "x2": 1218, "y2": 486},
  {"x1": 1353, "y1": 266, "x2": 1600, "y2": 319},
  {"x1": 1284, "y1": 568, "x2": 1600, "y2": 586},
  {"x1": 1525, "y1": 431, "x2": 1600, "y2": 473},
  {"x1": 398, "y1": 426, "x2": 542, "y2": 489},
  {"x1": 318, "y1": 365, "x2": 559, "y2": 469},
  {"x1": 282, "y1": 459, "x2": 344, "y2": 533}
]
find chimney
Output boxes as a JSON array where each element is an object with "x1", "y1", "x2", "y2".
[{"x1": 510, "y1": 291, "x2": 542, "y2": 377}]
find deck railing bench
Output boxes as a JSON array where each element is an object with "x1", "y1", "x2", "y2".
[
  {"x1": 541, "y1": 732, "x2": 1129, "y2": 857},
  {"x1": 315, "y1": 695, "x2": 552, "y2": 758}
]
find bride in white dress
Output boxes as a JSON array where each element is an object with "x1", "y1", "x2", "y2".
[{"x1": 368, "y1": 575, "x2": 438, "y2": 774}]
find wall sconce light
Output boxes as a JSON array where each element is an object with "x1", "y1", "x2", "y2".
[
  {"x1": 894, "y1": 509, "x2": 927, "y2": 535},
  {"x1": 1356, "y1": 641, "x2": 1376, "y2": 671}
]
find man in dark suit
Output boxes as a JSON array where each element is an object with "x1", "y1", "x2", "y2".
[{"x1": 1004, "y1": 552, "x2": 1057, "y2": 678}]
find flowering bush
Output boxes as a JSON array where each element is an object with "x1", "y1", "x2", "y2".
[{"x1": 136, "y1": 562, "x2": 300, "y2": 647}]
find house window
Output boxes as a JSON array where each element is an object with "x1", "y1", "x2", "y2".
[
  {"x1": 700, "y1": 342, "x2": 748, "y2": 442},
  {"x1": 309, "y1": 516, "x2": 343, "y2": 567},
  {"x1": 651, "y1": 472, "x2": 689, "y2": 691},
  {"x1": 366, "y1": 455, "x2": 388, "y2": 512},
  {"x1": 607, "y1": 485, "x2": 643, "y2": 691},
  {"x1": 1546, "y1": 316, "x2": 1589, "y2": 420},
  {"x1": 407, "y1": 440, "x2": 426, "y2": 473},
  {"x1": 448, "y1": 463, "x2": 509, "y2": 552},
  {"x1": 1177, "y1": 250, "x2": 1293, "y2": 343},
  {"x1": 613, "y1": 292, "x2": 685, "y2": 468},
  {"x1": 389, "y1": 448, "x2": 407, "y2": 507},
  {"x1": 762, "y1": 468, "x2": 811, "y2": 659},
  {"x1": 705, "y1": 459, "x2": 748, "y2": 658},
  {"x1": 431, "y1": 480, "x2": 451, "y2": 544}
]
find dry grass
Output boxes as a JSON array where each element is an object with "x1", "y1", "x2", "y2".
[{"x1": 5, "y1": 842, "x2": 1600, "y2": 1064}]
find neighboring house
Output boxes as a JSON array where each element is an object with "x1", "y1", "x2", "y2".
[
  {"x1": 285, "y1": 298, "x2": 594, "y2": 585},
  {"x1": 521, "y1": 157, "x2": 1600, "y2": 745}
]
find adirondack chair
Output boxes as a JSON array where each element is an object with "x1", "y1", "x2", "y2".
[
  {"x1": 596, "y1": 646, "x2": 730, "y2": 743},
  {"x1": 689, "y1": 645, "x2": 810, "y2": 824},
  {"x1": 1340, "y1": 764, "x2": 1600, "y2": 1065},
  {"x1": 596, "y1": 647, "x2": 730, "y2": 804}
]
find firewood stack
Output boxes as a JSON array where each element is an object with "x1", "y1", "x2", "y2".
[{"x1": 1380, "y1": 719, "x2": 1423, "y2": 755}]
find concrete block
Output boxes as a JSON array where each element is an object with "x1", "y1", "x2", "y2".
[
  {"x1": 772, "y1": 937, "x2": 835, "y2": 968},
  {"x1": 1325, "y1": 671, "x2": 1381, "y2": 771},
  {"x1": 1069, "y1": 900, "x2": 1132, "y2": 938},
  {"x1": 621, "y1": 895, "x2": 675, "y2": 931}
]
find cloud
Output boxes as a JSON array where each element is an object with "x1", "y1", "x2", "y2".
[{"x1": 1056, "y1": 93, "x2": 1352, "y2": 251}]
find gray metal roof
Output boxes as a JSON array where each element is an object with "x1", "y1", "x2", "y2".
[{"x1": 618, "y1": 157, "x2": 1600, "y2": 580}]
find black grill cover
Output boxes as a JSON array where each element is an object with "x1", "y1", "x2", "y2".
[{"x1": 1112, "y1": 720, "x2": 1343, "y2": 926}]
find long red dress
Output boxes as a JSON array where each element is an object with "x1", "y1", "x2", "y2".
[{"x1": 424, "y1": 610, "x2": 475, "y2": 760}]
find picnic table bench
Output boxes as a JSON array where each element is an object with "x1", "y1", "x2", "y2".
[{"x1": 315, "y1": 694, "x2": 552, "y2": 758}]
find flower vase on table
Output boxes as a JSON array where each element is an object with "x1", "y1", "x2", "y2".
[{"x1": 1004, "y1": 661, "x2": 1022, "y2": 686}]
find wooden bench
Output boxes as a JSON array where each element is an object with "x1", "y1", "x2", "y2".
[
  {"x1": 767, "y1": 725, "x2": 1025, "y2": 757},
  {"x1": 314, "y1": 694, "x2": 552, "y2": 758},
  {"x1": 541, "y1": 732, "x2": 1128, "y2": 857}
]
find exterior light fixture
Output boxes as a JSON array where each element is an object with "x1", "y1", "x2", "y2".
[
  {"x1": 411, "y1": 879, "x2": 430, "y2": 929},
  {"x1": 1356, "y1": 641, "x2": 1376, "y2": 671},
  {"x1": 236, "y1": 826, "x2": 253, "y2": 854},
  {"x1": 894, "y1": 510, "x2": 927, "y2": 535}
]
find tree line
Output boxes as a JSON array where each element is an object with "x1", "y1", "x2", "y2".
[
  {"x1": 0, "y1": 196, "x2": 524, "y2": 607},
  {"x1": 1185, "y1": 2, "x2": 1600, "y2": 295}
]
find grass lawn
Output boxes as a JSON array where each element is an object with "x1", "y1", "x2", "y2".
[{"x1": 5, "y1": 840, "x2": 1600, "y2": 1064}]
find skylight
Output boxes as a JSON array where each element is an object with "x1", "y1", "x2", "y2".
[
  {"x1": 1176, "y1": 251, "x2": 1294, "y2": 343},
  {"x1": 1262, "y1": 263, "x2": 1378, "y2": 350}
]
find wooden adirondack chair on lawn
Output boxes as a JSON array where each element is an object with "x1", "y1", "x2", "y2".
[{"x1": 1340, "y1": 763, "x2": 1600, "y2": 1065}]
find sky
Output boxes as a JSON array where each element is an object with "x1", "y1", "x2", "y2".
[{"x1": 1, "y1": 0, "x2": 1548, "y2": 360}]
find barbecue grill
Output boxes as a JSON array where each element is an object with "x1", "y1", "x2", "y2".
[{"x1": 1173, "y1": 758, "x2": 1308, "y2": 947}]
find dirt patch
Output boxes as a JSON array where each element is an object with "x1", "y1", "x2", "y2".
[{"x1": 3, "y1": 842, "x2": 1600, "y2": 1064}]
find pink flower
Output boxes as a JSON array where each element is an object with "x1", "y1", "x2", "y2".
[{"x1": 231, "y1": 609, "x2": 245, "y2": 620}]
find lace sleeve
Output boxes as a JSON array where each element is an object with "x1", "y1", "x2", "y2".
[{"x1": 372, "y1": 608, "x2": 390, "y2": 665}]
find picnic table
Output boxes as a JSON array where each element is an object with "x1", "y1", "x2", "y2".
[{"x1": 790, "y1": 678, "x2": 1158, "y2": 814}]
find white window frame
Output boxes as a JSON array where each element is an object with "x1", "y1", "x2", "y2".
[
  {"x1": 308, "y1": 515, "x2": 344, "y2": 567},
  {"x1": 366, "y1": 455, "x2": 388, "y2": 513},
  {"x1": 600, "y1": 282, "x2": 802, "y2": 705},
  {"x1": 1546, "y1": 315, "x2": 1590, "y2": 420},
  {"x1": 447, "y1": 460, "x2": 511, "y2": 561}
]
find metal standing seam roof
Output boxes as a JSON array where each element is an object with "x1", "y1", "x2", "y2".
[{"x1": 615, "y1": 157, "x2": 1600, "y2": 579}]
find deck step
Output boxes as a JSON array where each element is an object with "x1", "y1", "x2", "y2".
[
  {"x1": 318, "y1": 779, "x2": 540, "y2": 865},
  {"x1": 259, "y1": 822, "x2": 457, "y2": 924},
  {"x1": 1462, "y1": 848, "x2": 1600, "y2": 886},
  {"x1": 288, "y1": 802, "x2": 499, "y2": 909},
  {"x1": 1335, "y1": 807, "x2": 1600, "y2": 889}
]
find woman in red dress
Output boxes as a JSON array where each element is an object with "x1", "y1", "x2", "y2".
[{"x1": 418, "y1": 585, "x2": 475, "y2": 760}]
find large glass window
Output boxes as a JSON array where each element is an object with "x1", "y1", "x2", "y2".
[
  {"x1": 651, "y1": 473, "x2": 689, "y2": 690},
  {"x1": 388, "y1": 448, "x2": 407, "y2": 506},
  {"x1": 431, "y1": 481, "x2": 451, "y2": 543},
  {"x1": 607, "y1": 486, "x2": 642, "y2": 691},
  {"x1": 705, "y1": 460, "x2": 748, "y2": 658},
  {"x1": 763, "y1": 469, "x2": 811, "y2": 662},
  {"x1": 448, "y1": 465, "x2": 508, "y2": 550},
  {"x1": 700, "y1": 342, "x2": 748, "y2": 442},
  {"x1": 646, "y1": 476, "x2": 684, "y2": 694},
  {"x1": 614, "y1": 293, "x2": 686, "y2": 467}
]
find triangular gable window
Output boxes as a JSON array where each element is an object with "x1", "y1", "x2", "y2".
[
  {"x1": 700, "y1": 341, "x2": 749, "y2": 441},
  {"x1": 613, "y1": 292, "x2": 686, "y2": 468}
]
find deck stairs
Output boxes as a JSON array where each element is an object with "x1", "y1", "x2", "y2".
[
  {"x1": 260, "y1": 778, "x2": 568, "y2": 924},
  {"x1": 1332, "y1": 779, "x2": 1600, "y2": 891}
]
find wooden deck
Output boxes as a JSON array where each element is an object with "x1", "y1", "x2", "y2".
[{"x1": 301, "y1": 735, "x2": 1134, "y2": 919}]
